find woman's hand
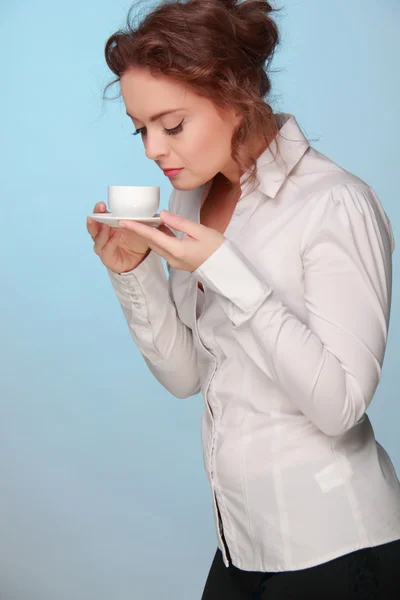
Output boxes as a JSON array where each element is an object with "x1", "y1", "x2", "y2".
[
  {"x1": 118, "y1": 210, "x2": 225, "y2": 272},
  {"x1": 87, "y1": 203, "x2": 171, "y2": 273}
]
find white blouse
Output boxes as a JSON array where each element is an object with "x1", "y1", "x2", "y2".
[{"x1": 107, "y1": 113, "x2": 400, "y2": 572}]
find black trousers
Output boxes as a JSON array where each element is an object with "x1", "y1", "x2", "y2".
[{"x1": 201, "y1": 539, "x2": 400, "y2": 599}]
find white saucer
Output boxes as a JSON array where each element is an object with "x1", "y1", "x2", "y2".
[{"x1": 88, "y1": 213, "x2": 162, "y2": 228}]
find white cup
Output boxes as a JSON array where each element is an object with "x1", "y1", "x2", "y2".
[{"x1": 108, "y1": 185, "x2": 160, "y2": 218}]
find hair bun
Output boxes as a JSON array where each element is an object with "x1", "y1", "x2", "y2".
[
  {"x1": 215, "y1": 0, "x2": 236, "y2": 8},
  {"x1": 216, "y1": 0, "x2": 275, "y2": 14},
  {"x1": 227, "y1": 1, "x2": 280, "y2": 69}
]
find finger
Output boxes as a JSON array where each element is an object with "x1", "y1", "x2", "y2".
[
  {"x1": 104, "y1": 229, "x2": 121, "y2": 253},
  {"x1": 95, "y1": 222, "x2": 114, "y2": 252},
  {"x1": 93, "y1": 202, "x2": 109, "y2": 214},
  {"x1": 160, "y1": 210, "x2": 202, "y2": 239},
  {"x1": 87, "y1": 203, "x2": 108, "y2": 239},
  {"x1": 118, "y1": 219, "x2": 180, "y2": 256},
  {"x1": 146, "y1": 240, "x2": 173, "y2": 263},
  {"x1": 87, "y1": 217, "x2": 101, "y2": 239},
  {"x1": 157, "y1": 223, "x2": 178, "y2": 238}
]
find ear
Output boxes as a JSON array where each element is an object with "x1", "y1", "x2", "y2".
[{"x1": 234, "y1": 110, "x2": 244, "y2": 127}]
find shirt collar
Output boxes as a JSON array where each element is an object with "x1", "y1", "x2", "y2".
[{"x1": 240, "y1": 113, "x2": 310, "y2": 199}]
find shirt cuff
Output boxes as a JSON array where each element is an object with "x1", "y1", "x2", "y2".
[
  {"x1": 107, "y1": 251, "x2": 169, "y2": 323},
  {"x1": 194, "y1": 239, "x2": 273, "y2": 326},
  {"x1": 108, "y1": 250, "x2": 162, "y2": 285}
]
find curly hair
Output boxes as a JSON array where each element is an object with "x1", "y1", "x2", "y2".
[{"x1": 103, "y1": 0, "x2": 284, "y2": 195}]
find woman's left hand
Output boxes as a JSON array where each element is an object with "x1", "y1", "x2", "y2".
[{"x1": 118, "y1": 210, "x2": 225, "y2": 272}]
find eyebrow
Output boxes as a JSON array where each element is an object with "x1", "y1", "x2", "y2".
[{"x1": 126, "y1": 108, "x2": 187, "y2": 123}]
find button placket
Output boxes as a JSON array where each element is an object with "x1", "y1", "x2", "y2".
[
  {"x1": 192, "y1": 178, "x2": 240, "y2": 567},
  {"x1": 192, "y1": 283, "x2": 231, "y2": 566}
]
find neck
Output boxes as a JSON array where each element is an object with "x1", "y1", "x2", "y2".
[{"x1": 221, "y1": 115, "x2": 279, "y2": 185}]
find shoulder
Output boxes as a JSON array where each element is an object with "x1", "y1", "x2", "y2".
[
  {"x1": 298, "y1": 177, "x2": 395, "y2": 255},
  {"x1": 289, "y1": 146, "x2": 371, "y2": 199},
  {"x1": 286, "y1": 145, "x2": 390, "y2": 230},
  {"x1": 269, "y1": 142, "x2": 395, "y2": 253}
]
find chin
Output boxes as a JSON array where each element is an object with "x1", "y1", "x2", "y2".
[
  {"x1": 171, "y1": 176, "x2": 209, "y2": 192},
  {"x1": 171, "y1": 174, "x2": 215, "y2": 192}
]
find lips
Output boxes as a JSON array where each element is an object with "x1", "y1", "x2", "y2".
[{"x1": 162, "y1": 168, "x2": 184, "y2": 177}]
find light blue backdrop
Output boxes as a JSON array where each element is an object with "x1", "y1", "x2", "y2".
[{"x1": 1, "y1": 1, "x2": 399, "y2": 598}]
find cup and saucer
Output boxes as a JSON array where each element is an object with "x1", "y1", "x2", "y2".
[{"x1": 88, "y1": 185, "x2": 163, "y2": 228}]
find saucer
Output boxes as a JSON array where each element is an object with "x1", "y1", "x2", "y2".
[{"x1": 88, "y1": 213, "x2": 162, "y2": 228}]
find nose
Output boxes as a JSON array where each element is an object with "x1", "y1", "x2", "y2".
[{"x1": 144, "y1": 132, "x2": 169, "y2": 162}]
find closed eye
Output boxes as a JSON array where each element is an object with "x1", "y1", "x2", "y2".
[{"x1": 132, "y1": 119, "x2": 185, "y2": 137}]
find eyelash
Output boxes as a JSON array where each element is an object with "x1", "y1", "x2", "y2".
[{"x1": 132, "y1": 119, "x2": 185, "y2": 137}]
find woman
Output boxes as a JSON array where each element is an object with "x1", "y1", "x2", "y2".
[{"x1": 87, "y1": 1, "x2": 400, "y2": 597}]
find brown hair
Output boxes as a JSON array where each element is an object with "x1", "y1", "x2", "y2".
[{"x1": 103, "y1": 0, "x2": 283, "y2": 195}]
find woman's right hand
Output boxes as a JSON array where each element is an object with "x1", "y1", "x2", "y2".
[{"x1": 87, "y1": 202, "x2": 153, "y2": 273}]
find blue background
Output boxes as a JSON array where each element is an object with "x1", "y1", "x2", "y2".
[{"x1": 1, "y1": 1, "x2": 399, "y2": 598}]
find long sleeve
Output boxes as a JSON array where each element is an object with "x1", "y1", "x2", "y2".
[
  {"x1": 107, "y1": 193, "x2": 201, "y2": 399},
  {"x1": 194, "y1": 183, "x2": 394, "y2": 436}
]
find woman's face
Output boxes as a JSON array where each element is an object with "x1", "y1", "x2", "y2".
[{"x1": 120, "y1": 66, "x2": 243, "y2": 190}]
